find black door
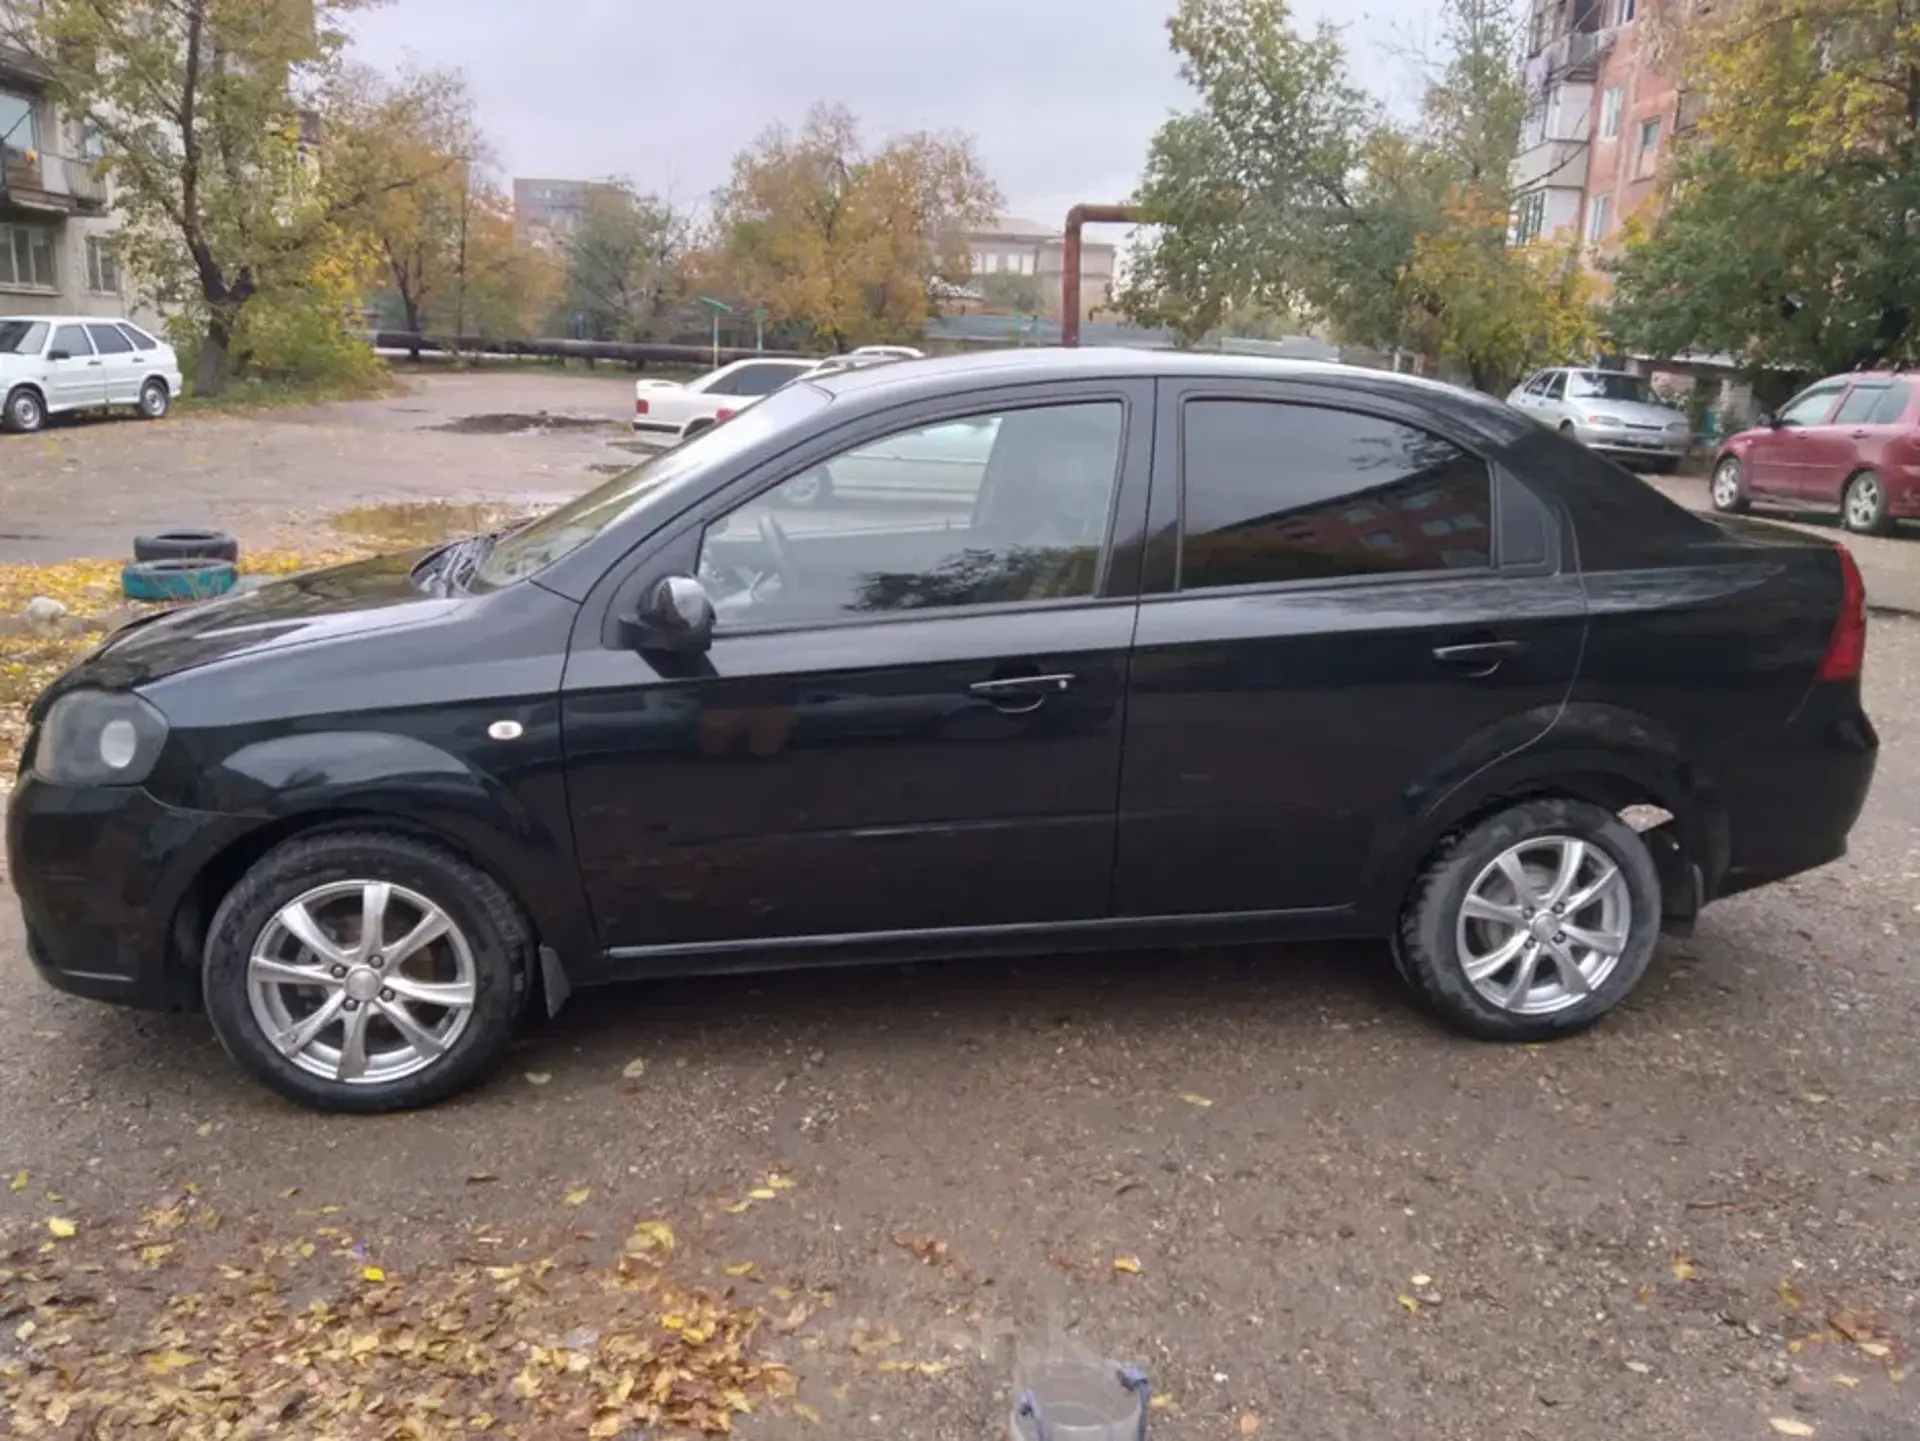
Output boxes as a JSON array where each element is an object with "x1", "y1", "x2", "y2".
[
  {"x1": 1113, "y1": 383, "x2": 1586, "y2": 919},
  {"x1": 562, "y1": 384, "x2": 1154, "y2": 953}
]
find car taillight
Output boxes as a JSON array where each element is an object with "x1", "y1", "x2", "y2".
[
  {"x1": 1817, "y1": 543, "x2": 1867, "y2": 681},
  {"x1": 634, "y1": 397, "x2": 648, "y2": 415},
  {"x1": 715, "y1": 408, "x2": 736, "y2": 421}
]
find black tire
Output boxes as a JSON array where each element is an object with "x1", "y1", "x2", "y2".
[
  {"x1": 133, "y1": 527, "x2": 240, "y2": 563},
  {"x1": 681, "y1": 418, "x2": 715, "y2": 443},
  {"x1": 776, "y1": 463, "x2": 835, "y2": 509},
  {"x1": 1392, "y1": 798, "x2": 1662, "y2": 1042},
  {"x1": 1841, "y1": 470, "x2": 1892, "y2": 536},
  {"x1": 138, "y1": 377, "x2": 171, "y2": 420},
  {"x1": 203, "y1": 830, "x2": 533, "y2": 1113},
  {"x1": 1709, "y1": 455, "x2": 1750, "y2": 514},
  {"x1": 4, "y1": 385, "x2": 45, "y2": 434}
]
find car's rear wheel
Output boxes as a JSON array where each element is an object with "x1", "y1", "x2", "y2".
[
  {"x1": 777, "y1": 464, "x2": 835, "y2": 508},
  {"x1": 4, "y1": 385, "x2": 45, "y2": 434},
  {"x1": 1393, "y1": 798, "x2": 1662, "y2": 1042},
  {"x1": 1841, "y1": 470, "x2": 1891, "y2": 535},
  {"x1": 204, "y1": 831, "x2": 531, "y2": 1112},
  {"x1": 138, "y1": 378, "x2": 171, "y2": 420},
  {"x1": 1709, "y1": 456, "x2": 1749, "y2": 514}
]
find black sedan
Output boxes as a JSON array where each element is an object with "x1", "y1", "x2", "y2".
[{"x1": 5, "y1": 350, "x2": 1878, "y2": 1111}]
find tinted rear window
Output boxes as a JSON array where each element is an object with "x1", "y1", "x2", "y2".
[{"x1": 1868, "y1": 379, "x2": 1912, "y2": 425}]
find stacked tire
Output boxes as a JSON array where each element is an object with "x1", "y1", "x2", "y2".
[{"x1": 122, "y1": 528, "x2": 241, "y2": 602}]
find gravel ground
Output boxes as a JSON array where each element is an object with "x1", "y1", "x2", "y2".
[{"x1": 1, "y1": 374, "x2": 1916, "y2": 1438}]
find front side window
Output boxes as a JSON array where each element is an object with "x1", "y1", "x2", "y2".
[
  {"x1": 1178, "y1": 399, "x2": 1493, "y2": 592},
  {"x1": 49, "y1": 323, "x2": 92, "y2": 357},
  {"x1": 1776, "y1": 383, "x2": 1844, "y2": 427},
  {"x1": 1542, "y1": 372, "x2": 1567, "y2": 400},
  {"x1": 695, "y1": 401, "x2": 1124, "y2": 629}
]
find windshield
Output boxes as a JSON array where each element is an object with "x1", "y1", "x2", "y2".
[
  {"x1": 471, "y1": 382, "x2": 832, "y2": 589},
  {"x1": 1567, "y1": 371, "x2": 1653, "y2": 403},
  {"x1": 0, "y1": 320, "x2": 47, "y2": 355}
]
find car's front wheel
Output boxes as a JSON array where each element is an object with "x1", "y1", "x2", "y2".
[
  {"x1": 204, "y1": 830, "x2": 531, "y2": 1112},
  {"x1": 1709, "y1": 456, "x2": 1750, "y2": 514},
  {"x1": 1393, "y1": 799, "x2": 1662, "y2": 1042},
  {"x1": 4, "y1": 385, "x2": 45, "y2": 434}
]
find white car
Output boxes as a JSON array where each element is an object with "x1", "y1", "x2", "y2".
[
  {"x1": 630, "y1": 351, "x2": 922, "y2": 449},
  {"x1": 1507, "y1": 366, "x2": 1691, "y2": 472},
  {"x1": 0, "y1": 315, "x2": 184, "y2": 433}
]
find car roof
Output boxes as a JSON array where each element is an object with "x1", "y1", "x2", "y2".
[
  {"x1": 806, "y1": 346, "x2": 1526, "y2": 439},
  {"x1": 0, "y1": 314, "x2": 142, "y2": 325}
]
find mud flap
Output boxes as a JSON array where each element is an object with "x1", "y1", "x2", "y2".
[{"x1": 539, "y1": 944, "x2": 572, "y2": 1018}]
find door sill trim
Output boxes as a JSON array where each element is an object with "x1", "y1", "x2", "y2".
[{"x1": 596, "y1": 905, "x2": 1362, "y2": 981}]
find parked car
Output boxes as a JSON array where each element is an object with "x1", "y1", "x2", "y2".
[
  {"x1": 0, "y1": 315, "x2": 183, "y2": 433},
  {"x1": 8, "y1": 350, "x2": 1877, "y2": 1112},
  {"x1": 1709, "y1": 370, "x2": 1919, "y2": 535},
  {"x1": 1507, "y1": 367, "x2": 1691, "y2": 471},
  {"x1": 631, "y1": 352, "x2": 916, "y2": 453}
]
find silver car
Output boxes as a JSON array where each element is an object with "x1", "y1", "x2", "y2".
[{"x1": 1507, "y1": 367, "x2": 1691, "y2": 472}]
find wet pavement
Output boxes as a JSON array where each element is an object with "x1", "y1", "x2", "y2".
[{"x1": 0, "y1": 374, "x2": 1916, "y2": 1437}]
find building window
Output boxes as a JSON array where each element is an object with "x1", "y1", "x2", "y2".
[
  {"x1": 1512, "y1": 189, "x2": 1547, "y2": 245},
  {"x1": 0, "y1": 89, "x2": 38, "y2": 159},
  {"x1": 0, "y1": 224, "x2": 57, "y2": 290},
  {"x1": 85, "y1": 237, "x2": 121, "y2": 294},
  {"x1": 1600, "y1": 87, "x2": 1623, "y2": 140},
  {"x1": 1585, "y1": 193, "x2": 1613, "y2": 243},
  {"x1": 1635, "y1": 117, "x2": 1662, "y2": 179}
]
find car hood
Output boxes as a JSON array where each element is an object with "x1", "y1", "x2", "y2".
[
  {"x1": 38, "y1": 549, "x2": 458, "y2": 711},
  {"x1": 1579, "y1": 398, "x2": 1688, "y2": 427}
]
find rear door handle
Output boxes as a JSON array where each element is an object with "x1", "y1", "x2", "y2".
[
  {"x1": 968, "y1": 672, "x2": 1075, "y2": 713},
  {"x1": 1432, "y1": 639, "x2": 1525, "y2": 674}
]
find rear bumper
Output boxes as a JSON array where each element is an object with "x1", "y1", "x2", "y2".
[{"x1": 1713, "y1": 689, "x2": 1878, "y2": 900}]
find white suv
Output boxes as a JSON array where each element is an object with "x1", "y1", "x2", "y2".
[{"x1": 0, "y1": 315, "x2": 185, "y2": 433}]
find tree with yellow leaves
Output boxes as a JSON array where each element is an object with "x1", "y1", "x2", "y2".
[{"x1": 698, "y1": 105, "x2": 1000, "y2": 351}]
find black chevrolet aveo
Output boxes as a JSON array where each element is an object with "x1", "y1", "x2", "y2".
[{"x1": 6, "y1": 350, "x2": 1878, "y2": 1112}]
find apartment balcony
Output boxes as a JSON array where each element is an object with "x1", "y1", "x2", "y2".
[
  {"x1": 1511, "y1": 137, "x2": 1589, "y2": 193},
  {"x1": 1526, "y1": 25, "x2": 1613, "y2": 91},
  {"x1": 0, "y1": 147, "x2": 108, "y2": 214}
]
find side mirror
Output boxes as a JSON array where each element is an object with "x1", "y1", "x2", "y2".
[
  {"x1": 1759, "y1": 412, "x2": 1779, "y2": 428},
  {"x1": 47, "y1": 348, "x2": 70, "y2": 362},
  {"x1": 623, "y1": 574, "x2": 714, "y2": 654}
]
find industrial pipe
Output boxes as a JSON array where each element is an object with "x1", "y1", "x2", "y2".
[{"x1": 1061, "y1": 204, "x2": 1143, "y2": 347}]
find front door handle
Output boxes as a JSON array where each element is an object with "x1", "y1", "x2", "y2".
[
  {"x1": 1432, "y1": 638, "x2": 1525, "y2": 676},
  {"x1": 968, "y1": 672, "x2": 1075, "y2": 714}
]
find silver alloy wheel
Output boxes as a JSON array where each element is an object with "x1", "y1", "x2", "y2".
[
  {"x1": 1711, "y1": 459, "x2": 1742, "y2": 509},
  {"x1": 780, "y1": 468, "x2": 824, "y2": 505},
  {"x1": 140, "y1": 381, "x2": 168, "y2": 418},
  {"x1": 246, "y1": 879, "x2": 477, "y2": 1085},
  {"x1": 8, "y1": 390, "x2": 43, "y2": 431},
  {"x1": 1455, "y1": 835, "x2": 1632, "y2": 1015},
  {"x1": 1845, "y1": 474, "x2": 1883, "y2": 530}
]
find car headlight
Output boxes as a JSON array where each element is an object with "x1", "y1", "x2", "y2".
[
  {"x1": 32, "y1": 690, "x2": 169, "y2": 786},
  {"x1": 1586, "y1": 413, "x2": 1624, "y2": 427}
]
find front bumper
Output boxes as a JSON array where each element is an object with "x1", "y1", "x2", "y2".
[
  {"x1": 1581, "y1": 426, "x2": 1690, "y2": 460},
  {"x1": 5, "y1": 773, "x2": 252, "y2": 1011}
]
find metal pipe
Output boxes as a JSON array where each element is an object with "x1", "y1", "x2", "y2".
[{"x1": 1061, "y1": 204, "x2": 1142, "y2": 347}]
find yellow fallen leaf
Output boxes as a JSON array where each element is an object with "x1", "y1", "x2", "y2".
[
  {"x1": 1397, "y1": 1294, "x2": 1421, "y2": 1315},
  {"x1": 767, "y1": 1174, "x2": 797, "y2": 1190},
  {"x1": 145, "y1": 1349, "x2": 195, "y2": 1374},
  {"x1": 362, "y1": 1266, "x2": 385, "y2": 1282},
  {"x1": 45, "y1": 1217, "x2": 75, "y2": 1239},
  {"x1": 1178, "y1": 1091, "x2": 1214, "y2": 1107},
  {"x1": 627, "y1": 1220, "x2": 675, "y2": 1254},
  {"x1": 720, "y1": 1199, "x2": 753, "y2": 1214},
  {"x1": 622, "y1": 1057, "x2": 647, "y2": 1079},
  {"x1": 139, "y1": 1243, "x2": 173, "y2": 1265},
  {"x1": 661, "y1": 1313, "x2": 687, "y2": 1330},
  {"x1": 793, "y1": 1402, "x2": 821, "y2": 1423},
  {"x1": 748, "y1": 1187, "x2": 777, "y2": 1201},
  {"x1": 1149, "y1": 1393, "x2": 1175, "y2": 1410},
  {"x1": 564, "y1": 1187, "x2": 592, "y2": 1206},
  {"x1": 349, "y1": 1332, "x2": 380, "y2": 1357},
  {"x1": 14, "y1": 1320, "x2": 35, "y2": 1341},
  {"x1": 279, "y1": 1186, "x2": 298, "y2": 1199},
  {"x1": 724, "y1": 1262, "x2": 757, "y2": 1277},
  {"x1": 1240, "y1": 1415, "x2": 1262, "y2": 1436},
  {"x1": 1671, "y1": 1257, "x2": 1696, "y2": 1281},
  {"x1": 8, "y1": 1170, "x2": 25, "y2": 1193},
  {"x1": 1833, "y1": 1374, "x2": 1859, "y2": 1388},
  {"x1": 196, "y1": 1121, "x2": 213, "y2": 1136},
  {"x1": 1768, "y1": 1420, "x2": 1815, "y2": 1437},
  {"x1": 1779, "y1": 1280, "x2": 1805, "y2": 1310},
  {"x1": 1857, "y1": 1341, "x2": 1890, "y2": 1358},
  {"x1": 1112, "y1": 1255, "x2": 1142, "y2": 1274},
  {"x1": 524, "y1": 1071, "x2": 552, "y2": 1086}
]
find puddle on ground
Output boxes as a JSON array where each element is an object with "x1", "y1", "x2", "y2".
[
  {"x1": 326, "y1": 500, "x2": 538, "y2": 548},
  {"x1": 432, "y1": 411, "x2": 621, "y2": 435}
]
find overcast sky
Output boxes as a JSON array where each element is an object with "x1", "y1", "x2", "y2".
[{"x1": 345, "y1": 0, "x2": 1435, "y2": 225}]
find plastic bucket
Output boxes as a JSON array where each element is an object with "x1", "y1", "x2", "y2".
[{"x1": 1009, "y1": 1362, "x2": 1149, "y2": 1441}]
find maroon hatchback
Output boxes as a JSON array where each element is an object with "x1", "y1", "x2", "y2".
[{"x1": 1710, "y1": 371, "x2": 1919, "y2": 535}]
